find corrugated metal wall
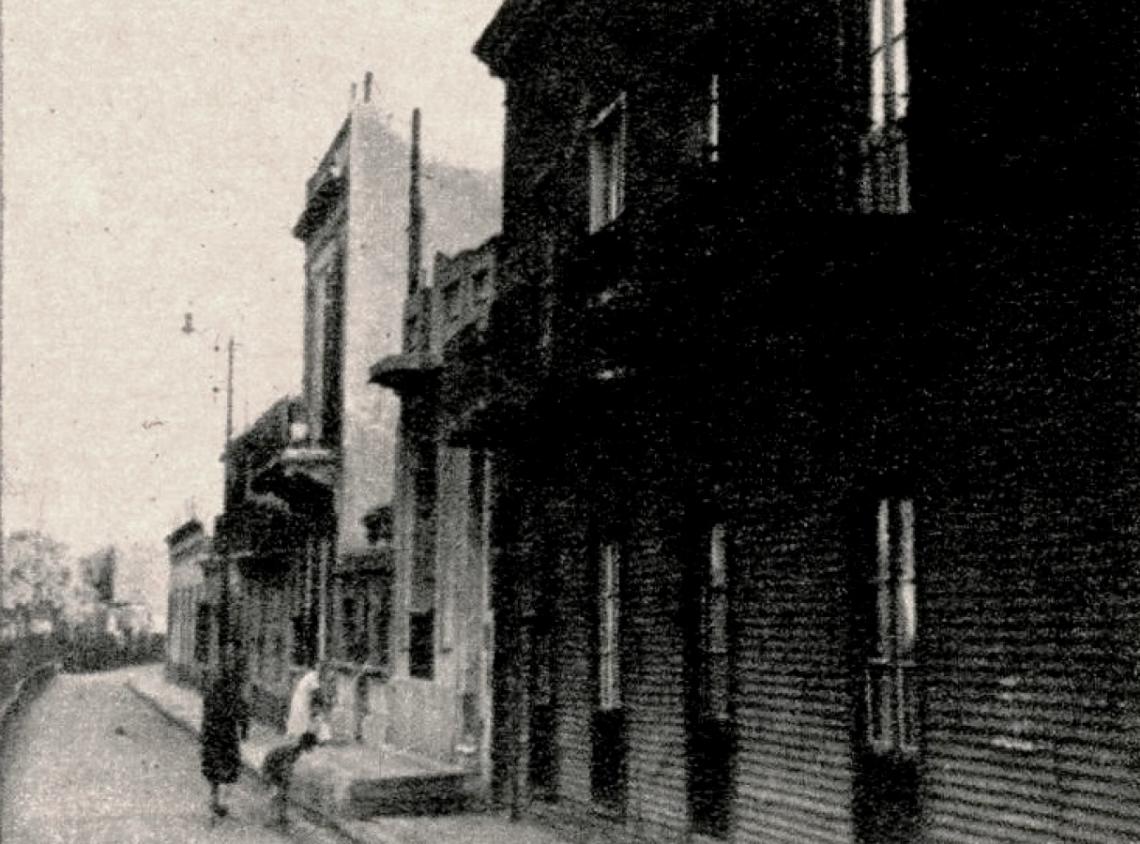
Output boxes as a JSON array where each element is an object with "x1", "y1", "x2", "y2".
[
  {"x1": 732, "y1": 494, "x2": 855, "y2": 844},
  {"x1": 923, "y1": 493, "x2": 1140, "y2": 844}
]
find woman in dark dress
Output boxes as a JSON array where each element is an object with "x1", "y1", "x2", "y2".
[{"x1": 200, "y1": 647, "x2": 249, "y2": 817}]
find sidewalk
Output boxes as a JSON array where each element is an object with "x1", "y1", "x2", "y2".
[{"x1": 123, "y1": 664, "x2": 572, "y2": 844}]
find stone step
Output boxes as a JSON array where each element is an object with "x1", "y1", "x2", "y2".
[
  {"x1": 288, "y1": 745, "x2": 471, "y2": 820},
  {"x1": 347, "y1": 771, "x2": 469, "y2": 819}
]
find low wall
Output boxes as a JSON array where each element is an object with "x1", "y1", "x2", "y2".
[{"x1": 0, "y1": 662, "x2": 58, "y2": 758}]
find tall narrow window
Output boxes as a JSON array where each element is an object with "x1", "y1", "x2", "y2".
[
  {"x1": 593, "y1": 540, "x2": 626, "y2": 812},
  {"x1": 865, "y1": 498, "x2": 918, "y2": 754},
  {"x1": 707, "y1": 74, "x2": 721, "y2": 165},
  {"x1": 589, "y1": 94, "x2": 627, "y2": 232},
  {"x1": 702, "y1": 524, "x2": 731, "y2": 719},
  {"x1": 861, "y1": 0, "x2": 910, "y2": 213},
  {"x1": 599, "y1": 543, "x2": 622, "y2": 711}
]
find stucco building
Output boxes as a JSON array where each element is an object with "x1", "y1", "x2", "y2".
[
  {"x1": 249, "y1": 75, "x2": 499, "y2": 765},
  {"x1": 164, "y1": 519, "x2": 212, "y2": 689},
  {"x1": 371, "y1": 153, "x2": 500, "y2": 787}
]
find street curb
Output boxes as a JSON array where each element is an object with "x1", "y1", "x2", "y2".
[{"x1": 124, "y1": 679, "x2": 393, "y2": 844}]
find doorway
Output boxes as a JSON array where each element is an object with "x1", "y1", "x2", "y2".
[
  {"x1": 687, "y1": 524, "x2": 734, "y2": 839},
  {"x1": 853, "y1": 498, "x2": 922, "y2": 844}
]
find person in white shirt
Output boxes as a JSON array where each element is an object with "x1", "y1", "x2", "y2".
[{"x1": 285, "y1": 664, "x2": 331, "y2": 740}]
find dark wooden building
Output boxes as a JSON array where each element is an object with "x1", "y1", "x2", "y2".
[
  {"x1": 474, "y1": 2, "x2": 1138, "y2": 843},
  {"x1": 215, "y1": 395, "x2": 313, "y2": 727}
]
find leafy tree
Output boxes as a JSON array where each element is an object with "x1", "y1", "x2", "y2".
[{"x1": 3, "y1": 530, "x2": 72, "y2": 635}]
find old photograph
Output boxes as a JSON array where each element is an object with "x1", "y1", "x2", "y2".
[{"x1": 1, "y1": 2, "x2": 1136, "y2": 842}]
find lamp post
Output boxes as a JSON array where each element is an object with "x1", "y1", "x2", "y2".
[{"x1": 180, "y1": 313, "x2": 238, "y2": 669}]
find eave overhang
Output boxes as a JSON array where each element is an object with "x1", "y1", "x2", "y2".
[{"x1": 369, "y1": 351, "x2": 442, "y2": 393}]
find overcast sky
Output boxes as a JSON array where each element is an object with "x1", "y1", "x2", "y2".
[{"x1": 2, "y1": 0, "x2": 505, "y2": 563}]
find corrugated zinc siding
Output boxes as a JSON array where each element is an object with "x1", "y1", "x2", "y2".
[{"x1": 733, "y1": 496, "x2": 855, "y2": 844}]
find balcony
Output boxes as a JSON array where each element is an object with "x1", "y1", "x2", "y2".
[
  {"x1": 253, "y1": 434, "x2": 339, "y2": 512},
  {"x1": 214, "y1": 498, "x2": 305, "y2": 573},
  {"x1": 369, "y1": 350, "x2": 442, "y2": 394},
  {"x1": 225, "y1": 403, "x2": 338, "y2": 513}
]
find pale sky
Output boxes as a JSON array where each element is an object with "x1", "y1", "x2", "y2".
[{"x1": 2, "y1": 1, "x2": 505, "y2": 564}]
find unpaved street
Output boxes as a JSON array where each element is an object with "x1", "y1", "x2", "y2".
[{"x1": 0, "y1": 671, "x2": 337, "y2": 844}]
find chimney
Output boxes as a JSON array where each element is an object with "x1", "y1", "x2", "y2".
[
  {"x1": 407, "y1": 108, "x2": 423, "y2": 299},
  {"x1": 363, "y1": 71, "x2": 374, "y2": 103}
]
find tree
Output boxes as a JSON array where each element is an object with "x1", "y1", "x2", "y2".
[{"x1": 3, "y1": 530, "x2": 72, "y2": 635}]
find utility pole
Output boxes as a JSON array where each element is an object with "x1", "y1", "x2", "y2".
[
  {"x1": 181, "y1": 316, "x2": 238, "y2": 668},
  {"x1": 225, "y1": 336, "x2": 235, "y2": 447}
]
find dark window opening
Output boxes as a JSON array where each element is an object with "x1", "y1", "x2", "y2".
[
  {"x1": 194, "y1": 604, "x2": 211, "y2": 664},
  {"x1": 370, "y1": 582, "x2": 392, "y2": 669},
  {"x1": 409, "y1": 610, "x2": 435, "y2": 680},
  {"x1": 321, "y1": 261, "x2": 344, "y2": 447},
  {"x1": 342, "y1": 595, "x2": 367, "y2": 665}
]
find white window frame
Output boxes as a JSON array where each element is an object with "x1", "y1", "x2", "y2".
[
  {"x1": 707, "y1": 74, "x2": 721, "y2": 164},
  {"x1": 861, "y1": 0, "x2": 910, "y2": 213},
  {"x1": 702, "y1": 523, "x2": 731, "y2": 720},
  {"x1": 599, "y1": 542, "x2": 622, "y2": 711},
  {"x1": 865, "y1": 498, "x2": 919, "y2": 755},
  {"x1": 588, "y1": 93, "x2": 628, "y2": 233}
]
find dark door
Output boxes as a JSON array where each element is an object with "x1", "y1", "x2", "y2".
[
  {"x1": 687, "y1": 524, "x2": 734, "y2": 839},
  {"x1": 853, "y1": 498, "x2": 922, "y2": 844},
  {"x1": 528, "y1": 613, "x2": 558, "y2": 799}
]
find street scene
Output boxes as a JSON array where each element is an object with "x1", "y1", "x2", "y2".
[
  {"x1": 1, "y1": 671, "x2": 343, "y2": 844},
  {"x1": 3, "y1": 2, "x2": 1138, "y2": 843}
]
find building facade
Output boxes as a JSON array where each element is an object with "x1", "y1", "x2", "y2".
[
  {"x1": 164, "y1": 519, "x2": 212, "y2": 689},
  {"x1": 215, "y1": 396, "x2": 311, "y2": 726},
  {"x1": 475, "y1": 3, "x2": 1137, "y2": 844},
  {"x1": 372, "y1": 207, "x2": 500, "y2": 785},
  {"x1": 252, "y1": 75, "x2": 499, "y2": 750}
]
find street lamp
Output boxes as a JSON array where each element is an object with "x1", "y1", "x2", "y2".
[
  {"x1": 180, "y1": 313, "x2": 238, "y2": 670},
  {"x1": 181, "y1": 313, "x2": 235, "y2": 445}
]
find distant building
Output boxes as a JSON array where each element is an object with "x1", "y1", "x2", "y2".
[
  {"x1": 105, "y1": 600, "x2": 153, "y2": 641},
  {"x1": 164, "y1": 519, "x2": 211, "y2": 688}
]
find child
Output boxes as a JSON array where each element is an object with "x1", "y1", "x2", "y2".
[{"x1": 262, "y1": 731, "x2": 319, "y2": 828}]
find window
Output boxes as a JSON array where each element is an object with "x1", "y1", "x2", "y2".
[
  {"x1": 194, "y1": 603, "x2": 211, "y2": 664},
  {"x1": 342, "y1": 595, "x2": 366, "y2": 664},
  {"x1": 592, "y1": 542, "x2": 627, "y2": 811},
  {"x1": 598, "y1": 543, "x2": 622, "y2": 711},
  {"x1": 865, "y1": 498, "x2": 918, "y2": 754},
  {"x1": 442, "y1": 281, "x2": 461, "y2": 323},
  {"x1": 471, "y1": 268, "x2": 490, "y2": 305},
  {"x1": 701, "y1": 525, "x2": 731, "y2": 720},
  {"x1": 409, "y1": 610, "x2": 434, "y2": 679},
  {"x1": 589, "y1": 94, "x2": 627, "y2": 232},
  {"x1": 707, "y1": 74, "x2": 721, "y2": 164},
  {"x1": 861, "y1": 0, "x2": 910, "y2": 213},
  {"x1": 321, "y1": 257, "x2": 344, "y2": 445},
  {"x1": 368, "y1": 582, "x2": 392, "y2": 668}
]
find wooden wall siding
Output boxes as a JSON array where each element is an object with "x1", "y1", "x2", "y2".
[
  {"x1": 732, "y1": 502, "x2": 855, "y2": 844},
  {"x1": 923, "y1": 494, "x2": 1140, "y2": 844}
]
